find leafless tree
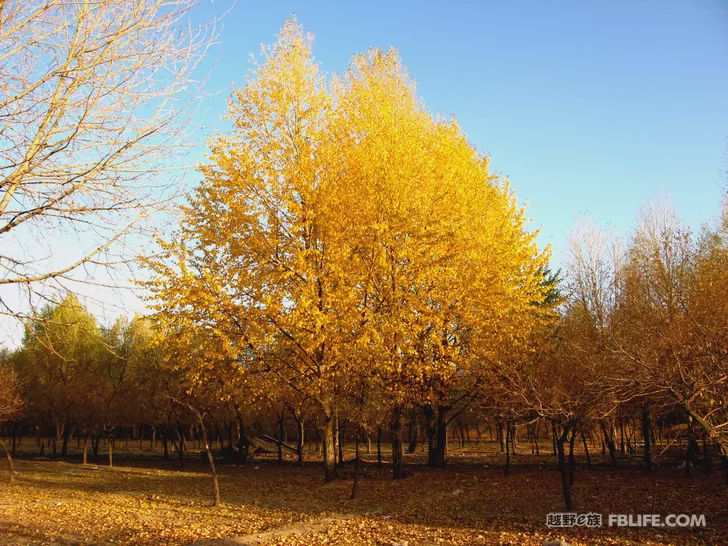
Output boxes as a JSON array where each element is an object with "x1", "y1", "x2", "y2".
[{"x1": 0, "y1": 0, "x2": 215, "y2": 319}]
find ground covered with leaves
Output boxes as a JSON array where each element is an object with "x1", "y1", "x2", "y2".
[{"x1": 0, "y1": 450, "x2": 725, "y2": 545}]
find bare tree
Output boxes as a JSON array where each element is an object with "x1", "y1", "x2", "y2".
[
  {"x1": 0, "y1": 0, "x2": 214, "y2": 319},
  {"x1": 615, "y1": 203, "x2": 728, "y2": 460}
]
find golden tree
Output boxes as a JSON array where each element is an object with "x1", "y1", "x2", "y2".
[
  {"x1": 13, "y1": 294, "x2": 106, "y2": 458},
  {"x1": 329, "y1": 49, "x2": 553, "y2": 475},
  {"x1": 147, "y1": 19, "x2": 552, "y2": 482},
  {"x1": 146, "y1": 19, "x2": 351, "y2": 481}
]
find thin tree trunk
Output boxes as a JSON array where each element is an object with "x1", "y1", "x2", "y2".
[
  {"x1": 568, "y1": 422, "x2": 577, "y2": 486},
  {"x1": 92, "y1": 433, "x2": 101, "y2": 460},
  {"x1": 703, "y1": 434, "x2": 711, "y2": 475},
  {"x1": 391, "y1": 405, "x2": 404, "y2": 479},
  {"x1": 581, "y1": 430, "x2": 592, "y2": 470},
  {"x1": 351, "y1": 426, "x2": 361, "y2": 500},
  {"x1": 497, "y1": 419, "x2": 504, "y2": 452},
  {"x1": 236, "y1": 418, "x2": 250, "y2": 464},
  {"x1": 338, "y1": 420, "x2": 345, "y2": 465},
  {"x1": 376, "y1": 427, "x2": 382, "y2": 467},
  {"x1": 1, "y1": 439, "x2": 15, "y2": 483},
  {"x1": 334, "y1": 413, "x2": 340, "y2": 467},
  {"x1": 642, "y1": 404, "x2": 652, "y2": 472},
  {"x1": 719, "y1": 449, "x2": 728, "y2": 484},
  {"x1": 277, "y1": 414, "x2": 284, "y2": 465},
  {"x1": 685, "y1": 417, "x2": 697, "y2": 478},
  {"x1": 600, "y1": 421, "x2": 617, "y2": 466},
  {"x1": 162, "y1": 427, "x2": 169, "y2": 460},
  {"x1": 424, "y1": 405, "x2": 436, "y2": 467},
  {"x1": 295, "y1": 415, "x2": 305, "y2": 467},
  {"x1": 61, "y1": 424, "x2": 71, "y2": 458},
  {"x1": 198, "y1": 416, "x2": 221, "y2": 506},
  {"x1": 504, "y1": 418, "x2": 511, "y2": 476},
  {"x1": 510, "y1": 421, "x2": 517, "y2": 454},
  {"x1": 407, "y1": 416, "x2": 418, "y2": 453},
  {"x1": 11, "y1": 424, "x2": 17, "y2": 456}
]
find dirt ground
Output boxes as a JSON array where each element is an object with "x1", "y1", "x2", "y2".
[{"x1": 0, "y1": 445, "x2": 725, "y2": 545}]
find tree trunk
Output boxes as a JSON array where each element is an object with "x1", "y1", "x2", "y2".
[
  {"x1": 334, "y1": 413, "x2": 340, "y2": 466},
  {"x1": 295, "y1": 415, "x2": 305, "y2": 467},
  {"x1": 214, "y1": 424, "x2": 222, "y2": 453},
  {"x1": 351, "y1": 427, "x2": 361, "y2": 500},
  {"x1": 61, "y1": 424, "x2": 71, "y2": 458},
  {"x1": 424, "y1": 405, "x2": 436, "y2": 467},
  {"x1": 600, "y1": 420, "x2": 617, "y2": 466},
  {"x1": 642, "y1": 404, "x2": 652, "y2": 472},
  {"x1": 554, "y1": 423, "x2": 573, "y2": 510},
  {"x1": 10, "y1": 424, "x2": 17, "y2": 457},
  {"x1": 702, "y1": 434, "x2": 711, "y2": 475},
  {"x1": 719, "y1": 449, "x2": 728, "y2": 484},
  {"x1": 433, "y1": 405, "x2": 448, "y2": 468},
  {"x1": 277, "y1": 414, "x2": 284, "y2": 465},
  {"x1": 198, "y1": 416, "x2": 221, "y2": 506},
  {"x1": 510, "y1": 421, "x2": 517, "y2": 454},
  {"x1": 685, "y1": 417, "x2": 698, "y2": 478},
  {"x1": 236, "y1": 418, "x2": 250, "y2": 464},
  {"x1": 92, "y1": 433, "x2": 101, "y2": 460},
  {"x1": 391, "y1": 405, "x2": 404, "y2": 479},
  {"x1": 504, "y1": 418, "x2": 511, "y2": 476},
  {"x1": 376, "y1": 427, "x2": 382, "y2": 467},
  {"x1": 321, "y1": 414, "x2": 337, "y2": 482},
  {"x1": 568, "y1": 422, "x2": 577, "y2": 486},
  {"x1": 581, "y1": 430, "x2": 592, "y2": 470},
  {"x1": 497, "y1": 419, "x2": 504, "y2": 452},
  {"x1": 407, "y1": 415, "x2": 418, "y2": 453},
  {"x1": 1, "y1": 439, "x2": 15, "y2": 483},
  {"x1": 338, "y1": 420, "x2": 345, "y2": 465},
  {"x1": 82, "y1": 435, "x2": 89, "y2": 465},
  {"x1": 176, "y1": 425, "x2": 186, "y2": 460}
]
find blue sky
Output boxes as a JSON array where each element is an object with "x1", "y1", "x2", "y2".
[
  {"x1": 2, "y1": 1, "x2": 726, "y2": 347},
  {"x1": 193, "y1": 0, "x2": 728, "y2": 267}
]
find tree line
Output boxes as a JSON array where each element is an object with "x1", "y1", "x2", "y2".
[{"x1": 1, "y1": 17, "x2": 726, "y2": 511}]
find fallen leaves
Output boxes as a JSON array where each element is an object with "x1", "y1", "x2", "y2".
[{"x1": 0, "y1": 455, "x2": 725, "y2": 545}]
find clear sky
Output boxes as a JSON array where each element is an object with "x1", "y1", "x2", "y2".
[
  {"x1": 194, "y1": 0, "x2": 728, "y2": 265},
  {"x1": 2, "y1": 1, "x2": 727, "y2": 347}
]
